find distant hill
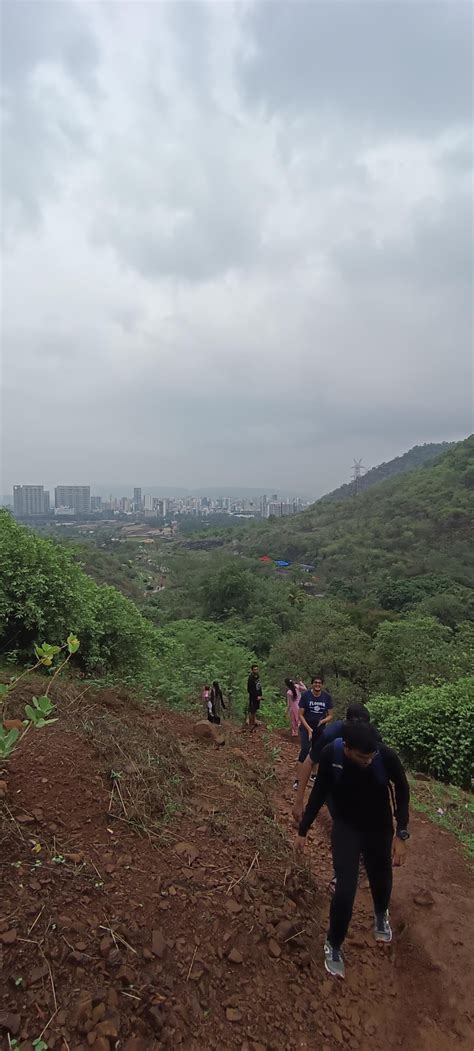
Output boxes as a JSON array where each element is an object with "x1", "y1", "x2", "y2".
[
  {"x1": 321, "y1": 442, "x2": 456, "y2": 503},
  {"x1": 242, "y1": 436, "x2": 474, "y2": 618}
]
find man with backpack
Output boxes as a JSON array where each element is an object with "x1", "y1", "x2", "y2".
[
  {"x1": 296, "y1": 720, "x2": 410, "y2": 979},
  {"x1": 293, "y1": 702, "x2": 372, "y2": 822}
]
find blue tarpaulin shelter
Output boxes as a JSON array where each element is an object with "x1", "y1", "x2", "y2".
[{"x1": 275, "y1": 559, "x2": 290, "y2": 567}]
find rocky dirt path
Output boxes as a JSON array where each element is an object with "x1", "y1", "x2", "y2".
[
  {"x1": 269, "y1": 731, "x2": 474, "y2": 1050},
  {"x1": 1, "y1": 682, "x2": 473, "y2": 1051}
]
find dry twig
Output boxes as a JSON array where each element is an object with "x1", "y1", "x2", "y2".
[
  {"x1": 227, "y1": 851, "x2": 259, "y2": 893},
  {"x1": 186, "y1": 945, "x2": 198, "y2": 981}
]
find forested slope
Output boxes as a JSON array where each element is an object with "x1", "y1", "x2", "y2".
[
  {"x1": 243, "y1": 435, "x2": 474, "y2": 616},
  {"x1": 322, "y1": 441, "x2": 455, "y2": 503}
]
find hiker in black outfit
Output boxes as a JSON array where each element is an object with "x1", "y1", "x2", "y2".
[
  {"x1": 293, "y1": 702, "x2": 372, "y2": 821},
  {"x1": 247, "y1": 664, "x2": 262, "y2": 731},
  {"x1": 296, "y1": 720, "x2": 410, "y2": 979},
  {"x1": 208, "y1": 680, "x2": 226, "y2": 724}
]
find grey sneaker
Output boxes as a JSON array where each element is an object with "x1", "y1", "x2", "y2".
[
  {"x1": 374, "y1": 910, "x2": 392, "y2": 943},
  {"x1": 324, "y1": 940, "x2": 345, "y2": 978}
]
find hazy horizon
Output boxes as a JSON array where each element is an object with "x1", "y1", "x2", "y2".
[
  {"x1": 5, "y1": 436, "x2": 469, "y2": 505},
  {"x1": 2, "y1": 2, "x2": 473, "y2": 493}
]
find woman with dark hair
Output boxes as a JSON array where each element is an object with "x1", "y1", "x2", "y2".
[
  {"x1": 285, "y1": 678, "x2": 301, "y2": 737},
  {"x1": 208, "y1": 680, "x2": 226, "y2": 725}
]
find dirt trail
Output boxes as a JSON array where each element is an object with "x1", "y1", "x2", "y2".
[
  {"x1": 1, "y1": 686, "x2": 473, "y2": 1051},
  {"x1": 268, "y1": 732, "x2": 474, "y2": 1050}
]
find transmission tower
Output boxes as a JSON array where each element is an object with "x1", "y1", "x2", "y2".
[{"x1": 351, "y1": 459, "x2": 364, "y2": 495}]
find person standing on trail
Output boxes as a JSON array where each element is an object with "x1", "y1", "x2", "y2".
[
  {"x1": 294, "y1": 675, "x2": 333, "y2": 789},
  {"x1": 285, "y1": 679, "x2": 301, "y2": 737},
  {"x1": 293, "y1": 702, "x2": 372, "y2": 820},
  {"x1": 247, "y1": 664, "x2": 263, "y2": 731},
  {"x1": 296, "y1": 720, "x2": 410, "y2": 979},
  {"x1": 208, "y1": 680, "x2": 226, "y2": 725}
]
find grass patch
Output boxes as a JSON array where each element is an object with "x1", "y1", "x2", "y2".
[
  {"x1": 76, "y1": 706, "x2": 191, "y2": 838},
  {"x1": 409, "y1": 775, "x2": 474, "y2": 859}
]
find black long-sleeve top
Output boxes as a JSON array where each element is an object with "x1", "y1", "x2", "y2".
[
  {"x1": 247, "y1": 674, "x2": 262, "y2": 702},
  {"x1": 299, "y1": 741, "x2": 410, "y2": 838}
]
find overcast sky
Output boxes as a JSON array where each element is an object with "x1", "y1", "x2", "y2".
[{"x1": 1, "y1": 0, "x2": 473, "y2": 497}]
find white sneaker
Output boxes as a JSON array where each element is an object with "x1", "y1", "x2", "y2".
[
  {"x1": 324, "y1": 939, "x2": 345, "y2": 978},
  {"x1": 374, "y1": 910, "x2": 392, "y2": 943}
]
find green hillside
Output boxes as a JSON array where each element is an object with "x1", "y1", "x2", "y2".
[
  {"x1": 322, "y1": 441, "x2": 455, "y2": 502},
  {"x1": 1, "y1": 446, "x2": 473, "y2": 785},
  {"x1": 242, "y1": 435, "x2": 474, "y2": 619}
]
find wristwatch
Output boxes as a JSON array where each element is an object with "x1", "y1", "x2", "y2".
[{"x1": 396, "y1": 829, "x2": 410, "y2": 841}]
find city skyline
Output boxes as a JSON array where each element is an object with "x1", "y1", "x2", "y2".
[{"x1": 8, "y1": 482, "x2": 309, "y2": 521}]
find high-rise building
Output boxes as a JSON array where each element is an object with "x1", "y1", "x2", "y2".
[
  {"x1": 54, "y1": 486, "x2": 91, "y2": 513},
  {"x1": 133, "y1": 487, "x2": 142, "y2": 511},
  {"x1": 91, "y1": 496, "x2": 102, "y2": 512},
  {"x1": 13, "y1": 485, "x2": 50, "y2": 516},
  {"x1": 143, "y1": 493, "x2": 154, "y2": 512}
]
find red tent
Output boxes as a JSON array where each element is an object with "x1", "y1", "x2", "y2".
[{"x1": 259, "y1": 555, "x2": 272, "y2": 563}]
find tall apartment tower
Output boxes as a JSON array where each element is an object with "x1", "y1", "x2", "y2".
[
  {"x1": 13, "y1": 485, "x2": 50, "y2": 516},
  {"x1": 133, "y1": 487, "x2": 142, "y2": 510},
  {"x1": 55, "y1": 486, "x2": 91, "y2": 513}
]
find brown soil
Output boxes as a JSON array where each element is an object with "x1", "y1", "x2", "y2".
[{"x1": 1, "y1": 683, "x2": 473, "y2": 1051}]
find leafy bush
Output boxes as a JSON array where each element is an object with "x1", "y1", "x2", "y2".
[
  {"x1": 369, "y1": 677, "x2": 474, "y2": 788},
  {"x1": 0, "y1": 511, "x2": 159, "y2": 675},
  {"x1": 0, "y1": 634, "x2": 80, "y2": 758}
]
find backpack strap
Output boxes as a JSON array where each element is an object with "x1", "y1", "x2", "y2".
[
  {"x1": 332, "y1": 737, "x2": 345, "y2": 783},
  {"x1": 370, "y1": 750, "x2": 389, "y2": 786}
]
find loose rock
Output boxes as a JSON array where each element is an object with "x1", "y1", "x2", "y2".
[
  {"x1": 226, "y1": 1007, "x2": 243, "y2": 1022},
  {"x1": 151, "y1": 928, "x2": 167, "y2": 959}
]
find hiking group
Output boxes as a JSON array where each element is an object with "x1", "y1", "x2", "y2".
[
  {"x1": 202, "y1": 667, "x2": 410, "y2": 980},
  {"x1": 287, "y1": 672, "x2": 409, "y2": 975},
  {"x1": 264, "y1": 669, "x2": 409, "y2": 980}
]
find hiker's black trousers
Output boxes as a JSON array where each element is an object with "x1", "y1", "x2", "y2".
[{"x1": 328, "y1": 818, "x2": 393, "y2": 949}]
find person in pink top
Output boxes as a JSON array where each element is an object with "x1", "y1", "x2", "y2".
[{"x1": 285, "y1": 678, "x2": 306, "y2": 736}]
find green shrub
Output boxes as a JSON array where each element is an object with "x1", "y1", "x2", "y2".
[
  {"x1": 369, "y1": 677, "x2": 474, "y2": 788},
  {"x1": 0, "y1": 511, "x2": 159, "y2": 676}
]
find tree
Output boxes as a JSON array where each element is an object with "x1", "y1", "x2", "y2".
[
  {"x1": 267, "y1": 601, "x2": 372, "y2": 702},
  {"x1": 202, "y1": 565, "x2": 254, "y2": 619},
  {"x1": 372, "y1": 614, "x2": 455, "y2": 691}
]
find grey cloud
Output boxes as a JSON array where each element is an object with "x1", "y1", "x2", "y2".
[
  {"x1": 1, "y1": 1, "x2": 99, "y2": 88},
  {"x1": 1, "y1": 0, "x2": 99, "y2": 236},
  {"x1": 1, "y1": 1, "x2": 472, "y2": 495},
  {"x1": 240, "y1": 1, "x2": 472, "y2": 133},
  {"x1": 333, "y1": 189, "x2": 474, "y2": 290}
]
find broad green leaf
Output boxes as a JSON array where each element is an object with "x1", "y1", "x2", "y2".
[
  {"x1": 36, "y1": 695, "x2": 54, "y2": 714},
  {"x1": 67, "y1": 633, "x2": 80, "y2": 654}
]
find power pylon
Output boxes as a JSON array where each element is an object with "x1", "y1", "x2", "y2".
[{"x1": 351, "y1": 459, "x2": 364, "y2": 495}]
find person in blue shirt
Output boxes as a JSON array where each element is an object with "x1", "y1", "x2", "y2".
[{"x1": 293, "y1": 675, "x2": 333, "y2": 789}]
